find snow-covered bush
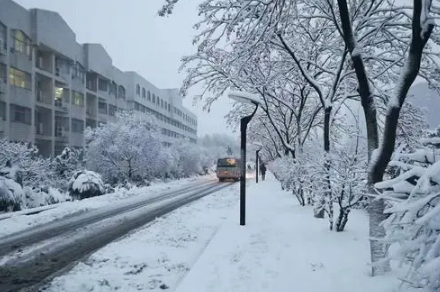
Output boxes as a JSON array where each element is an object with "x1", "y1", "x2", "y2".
[
  {"x1": 0, "y1": 139, "x2": 54, "y2": 189},
  {"x1": 85, "y1": 111, "x2": 166, "y2": 184},
  {"x1": 53, "y1": 147, "x2": 83, "y2": 190},
  {"x1": 22, "y1": 186, "x2": 70, "y2": 209},
  {"x1": 171, "y1": 140, "x2": 203, "y2": 177},
  {"x1": 68, "y1": 170, "x2": 105, "y2": 200},
  {"x1": 0, "y1": 176, "x2": 23, "y2": 212},
  {"x1": 375, "y1": 130, "x2": 440, "y2": 292},
  {"x1": 269, "y1": 155, "x2": 309, "y2": 206}
]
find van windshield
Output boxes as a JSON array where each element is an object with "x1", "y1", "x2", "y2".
[{"x1": 217, "y1": 158, "x2": 238, "y2": 167}]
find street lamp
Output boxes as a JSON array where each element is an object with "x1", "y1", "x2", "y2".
[
  {"x1": 252, "y1": 142, "x2": 263, "y2": 183},
  {"x1": 228, "y1": 91, "x2": 263, "y2": 226}
]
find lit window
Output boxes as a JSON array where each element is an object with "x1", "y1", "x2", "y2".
[
  {"x1": 9, "y1": 67, "x2": 31, "y2": 89},
  {"x1": 13, "y1": 30, "x2": 31, "y2": 56},
  {"x1": 72, "y1": 91, "x2": 85, "y2": 107}
]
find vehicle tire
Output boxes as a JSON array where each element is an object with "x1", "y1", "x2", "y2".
[{"x1": 219, "y1": 178, "x2": 225, "y2": 182}]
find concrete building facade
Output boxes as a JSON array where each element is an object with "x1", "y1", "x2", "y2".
[{"x1": 0, "y1": 0, "x2": 198, "y2": 157}]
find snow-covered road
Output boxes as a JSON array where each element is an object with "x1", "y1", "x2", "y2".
[
  {"x1": 0, "y1": 176, "x2": 213, "y2": 237},
  {"x1": 0, "y1": 179, "x2": 235, "y2": 292}
]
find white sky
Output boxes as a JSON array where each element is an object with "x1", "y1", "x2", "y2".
[{"x1": 13, "y1": 0, "x2": 236, "y2": 137}]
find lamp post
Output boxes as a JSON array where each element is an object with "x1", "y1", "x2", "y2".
[
  {"x1": 252, "y1": 142, "x2": 263, "y2": 183},
  {"x1": 228, "y1": 91, "x2": 263, "y2": 226}
]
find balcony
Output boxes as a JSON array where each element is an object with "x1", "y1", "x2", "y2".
[
  {"x1": 35, "y1": 50, "x2": 53, "y2": 74},
  {"x1": 54, "y1": 85, "x2": 69, "y2": 113},
  {"x1": 55, "y1": 57, "x2": 71, "y2": 84},
  {"x1": 35, "y1": 107, "x2": 52, "y2": 138},
  {"x1": 36, "y1": 90, "x2": 52, "y2": 105},
  {"x1": 36, "y1": 73, "x2": 53, "y2": 106},
  {"x1": 86, "y1": 72, "x2": 98, "y2": 92},
  {"x1": 86, "y1": 107, "x2": 97, "y2": 118},
  {"x1": 98, "y1": 99, "x2": 107, "y2": 121},
  {"x1": 98, "y1": 78, "x2": 111, "y2": 98},
  {"x1": 86, "y1": 93, "x2": 97, "y2": 118},
  {"x1": 54, "y1": 128, "x2": 69, "y2": 141}
]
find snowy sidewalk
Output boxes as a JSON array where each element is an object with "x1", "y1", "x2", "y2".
[{"x1": 175, "y1": 173, "x2": 399, "y2": 292}]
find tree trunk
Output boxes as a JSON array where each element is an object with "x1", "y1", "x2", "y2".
[
  {"x1": 315, "y1": 107, "x2": 332, "y2": 219},
  {"x1": 327, "y1": 199, "x2": 334, "y2": 231},
  {"x1": 295, "y1": 187, "x2": 305, "y2": 206},
  {"x1": 336, "y1": 0, "x2": 433, "y2": 276},
  {"x1": 336, "y1": 207, "x2": 350, "y2": 232}
]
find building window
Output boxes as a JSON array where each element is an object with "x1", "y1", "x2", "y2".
[
  {"x1": 109, "y1": 105, "x2": 117, "y2": 116},
  {"x1": 152, "y1": 94, "x2": 156, "y2": 103},
  {"x1": 110, "y1": 81, "x2": 117, "y2": 96},
  {"x1": 0, "y1": 63, "x2": 6, "y2": 80},
  {"x1": 9, "y1": 67, "x2": 31, "y2": 89},
  {"x1": 10, "y1": 104, "x2": 31, "y2": 125},
  {"x1": 118, "y1": 85, "x2": 126, "y2": 99},
  {"x1": 0, "y1": 101, "x2": 6, "y2": 121},
  {"x1": 13, "y1": 30, "x2": 31, "y2": 56},
  {"x1": 98, "y1": 78, "x2": 108, "y2": 92},
  {"x1": 0, "y1": 22, "x2": 6, "y2": 49},
  {"x1": 72, "y1": 91, "x2": 85, "y2": 107},
  {"x1": 71, "y1": 118, "x2": 84, "y2": 133},
  {"x1": 98, "y1": 101, "x2": 107, "y2": 114},
  {"x1": 72, "y1": 62, "x2": 85, "y2": 83},
  {"x1": 147, "y1": 91, "x2": 151, "y2": 101},
  {"x1": 136, "y1": 84, "x2": 140, "y2": 95},
  {"x1": 142, "y1": 88, "x2": 146, "y2": 98}
]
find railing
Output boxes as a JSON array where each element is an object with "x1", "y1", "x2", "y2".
[
  {"x1": 36, "y1": 91, "x2": 52, "y2": 104},
  {"x1": 86, "y1": 108, "x2": 97, "y2": 117}
]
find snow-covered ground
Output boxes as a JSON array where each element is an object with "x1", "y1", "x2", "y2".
[
  {"x1": 7, "y1": 172, "x2": 410, "y2": 292},
  {"x1": 41, "y1": 182, "x2": 240, "y2": 291},
  {"x1": 175, "y1": 173, "x2": 405, "y2": 292},
  {"x1": 0, "y1": 175, "x2": 214, "y2": 238}
]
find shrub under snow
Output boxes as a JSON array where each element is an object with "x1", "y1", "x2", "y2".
[
  {"x1": 68, "y1": 170, "x2": 105, "y2": 200},
  {"x1": 0, "y1": 176, "x2": 23, "y2": 212},
  {"x1": 376, "y1": 130, "x2": 440, "y2": 292}
]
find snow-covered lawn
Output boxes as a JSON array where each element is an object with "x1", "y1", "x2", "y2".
[
  {"x1": 175, "y1": 173, "x2": 405, "y2": 292},
  {"x1": 42, "y1": 182, "x2": 239, "y2": 291},
  {"x1": 0, "y1": 175, "x2": 214, "y2": 237}
]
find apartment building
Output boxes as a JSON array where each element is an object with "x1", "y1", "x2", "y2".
[{"x1": 0, "y1": 0, "x2": 198, "y2": 157}]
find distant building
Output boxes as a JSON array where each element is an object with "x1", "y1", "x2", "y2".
[{"x1": 0, "y1": 0, "x2": 197, "y2": 157}]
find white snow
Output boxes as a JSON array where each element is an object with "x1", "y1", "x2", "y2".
[
  {"x1": 0, "y1": 175, "x2": 213, "y2": 237},
  {"x1": 69, "y1": 170, "x2": 104, "y2": 194},
  {"x1": 42, "y1": 182, "x2": 240, "y2": 291},
  {"x1": 228, "y1": 90, "x2": 264, "y2": 106},
  {"x1": 175, "y1": 173, "x2": 403, "y2": 292},
  {"x1": 40, "y1": 173, "x2": 407, "y2": 292}
]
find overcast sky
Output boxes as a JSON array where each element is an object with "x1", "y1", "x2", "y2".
[{"x1": 13, "y1": 0, "x2": 236, "y2": 137}]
